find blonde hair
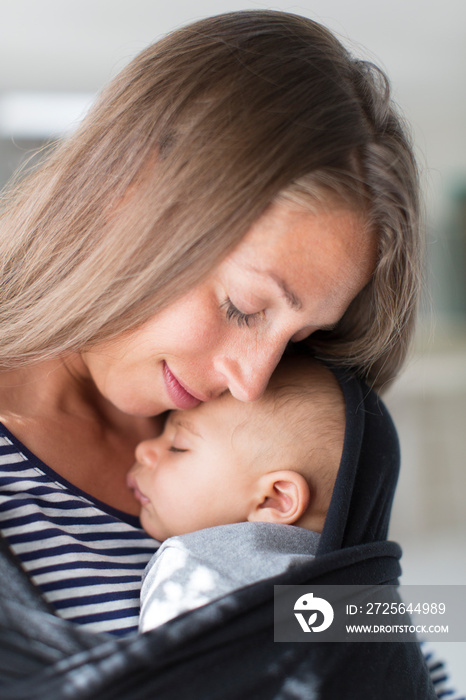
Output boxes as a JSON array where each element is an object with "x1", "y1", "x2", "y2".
[{"x1": 0, "y1": 11, "x2": 421, "y2": 389}]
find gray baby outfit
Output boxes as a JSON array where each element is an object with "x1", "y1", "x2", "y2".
[{"x1": 139, "y1": 521, "x2": 320, "y2": 631}]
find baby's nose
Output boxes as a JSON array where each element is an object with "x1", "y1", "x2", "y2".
[{"x1": 134, "y1": 439, "x2": 159, "y2": 469}]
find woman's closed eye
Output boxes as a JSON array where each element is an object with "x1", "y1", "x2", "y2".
[{"x1": 220, "y1": 298, "x2": 265, "y2": 328}]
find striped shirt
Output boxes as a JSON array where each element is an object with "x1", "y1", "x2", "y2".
[{"x1": 0, "y1": 423, "x2": 158, "y2": 637}]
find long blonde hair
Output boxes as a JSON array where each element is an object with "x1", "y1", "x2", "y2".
[{"x1": 0, "y1": 11, "x2": 420, "y2": 389}]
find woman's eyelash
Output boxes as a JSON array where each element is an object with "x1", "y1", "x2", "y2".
[
  {"x1": 169, "y1": 446, "x2": 188, "y2": 453},
  {"x1": 221, "y1": 299, "x2": 261, "y2": 328}
]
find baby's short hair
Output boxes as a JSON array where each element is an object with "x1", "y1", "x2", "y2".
[{"x1": 259, "y1": 355, "x2": 345, "y2": 518}]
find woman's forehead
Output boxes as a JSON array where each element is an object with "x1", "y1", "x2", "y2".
[{"x1": 226, "y1": 201, "x2": 371, "y2": 269}]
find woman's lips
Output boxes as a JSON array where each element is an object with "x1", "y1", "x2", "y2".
[{"x1": 163, "y1": 362, "x2": 202, "y2": 410}]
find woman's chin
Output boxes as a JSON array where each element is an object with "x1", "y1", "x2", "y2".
[{"x1": 107, "y1": 390, "x2": 169, "y2": 418}]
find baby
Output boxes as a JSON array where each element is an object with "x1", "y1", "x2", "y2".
[{"x1": 127, "y1": 355, "x2": 346, "y2": 631}]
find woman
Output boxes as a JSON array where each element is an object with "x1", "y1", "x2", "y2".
[{"x1": 0, "y1": 10, "x2": 420, "y2": 641}]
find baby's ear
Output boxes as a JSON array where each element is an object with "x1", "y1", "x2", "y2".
[{"x1": 248, "y1": 471, "x2": 310, "y2": 525}]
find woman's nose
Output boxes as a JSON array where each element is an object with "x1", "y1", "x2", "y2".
[
  {"x1": 214, "y1": 345, "x2": 284, "y2": 402},
  {"x1": 134, "y1": 439, "x2": 159, "y2": 468}
]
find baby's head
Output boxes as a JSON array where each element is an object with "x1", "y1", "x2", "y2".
[{"x1": 128, "y1": 356, "x2": 345, "y2": 541}]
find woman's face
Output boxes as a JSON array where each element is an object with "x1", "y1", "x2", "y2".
[{"x1": 81, "y1": 201, "x2": 375, "y2": 417}]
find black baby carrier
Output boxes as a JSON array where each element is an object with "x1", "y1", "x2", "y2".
[{"x1": 0, "y1": 367, "x2": 435, "y2": 699}]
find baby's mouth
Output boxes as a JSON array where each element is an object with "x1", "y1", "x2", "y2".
[{"x1": 127, "y1": 471, "x2": 150, "y2": 506}]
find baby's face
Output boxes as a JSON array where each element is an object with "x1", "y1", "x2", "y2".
[{"x1": 127, "y1": 394, "x2": 264, "y2": 541}]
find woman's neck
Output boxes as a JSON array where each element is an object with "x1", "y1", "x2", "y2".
[{"x1": 0, "y1": 356, "x2": 162, "y2": 515}]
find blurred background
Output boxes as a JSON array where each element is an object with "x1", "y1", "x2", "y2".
[{"x1": 1, "y1": 0, "x2": 465, "y2": 689}]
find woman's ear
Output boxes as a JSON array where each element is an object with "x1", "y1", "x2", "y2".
[{"x1": 248, "y1": 471, "x2": 310, "y2": 525}]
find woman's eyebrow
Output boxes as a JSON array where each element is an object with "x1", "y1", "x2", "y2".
[
  {"x1": 267, "y1": 272, "x2": 303, "y2": 310},
  {"x1": 245, "y1": 264, "x2": 303, "y2": 310},
  {"x1": 268, "y1": 279, "x2": 338, "y2": 329},
  {"x1": 245, "y1": 266, "x2": 337, "y2": 329}
]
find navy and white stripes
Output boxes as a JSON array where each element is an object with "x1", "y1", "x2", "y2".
[
  {"x1": 0, "y1": 426, "x2": 158, "y2": 637},
  {"x1": 422, "y1": 643, "x2": 466, "y2": 700}
]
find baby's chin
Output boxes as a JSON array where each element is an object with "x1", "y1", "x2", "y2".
[{"x1": 139, "y1": 510, "x2": 166, "y2": 544}]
